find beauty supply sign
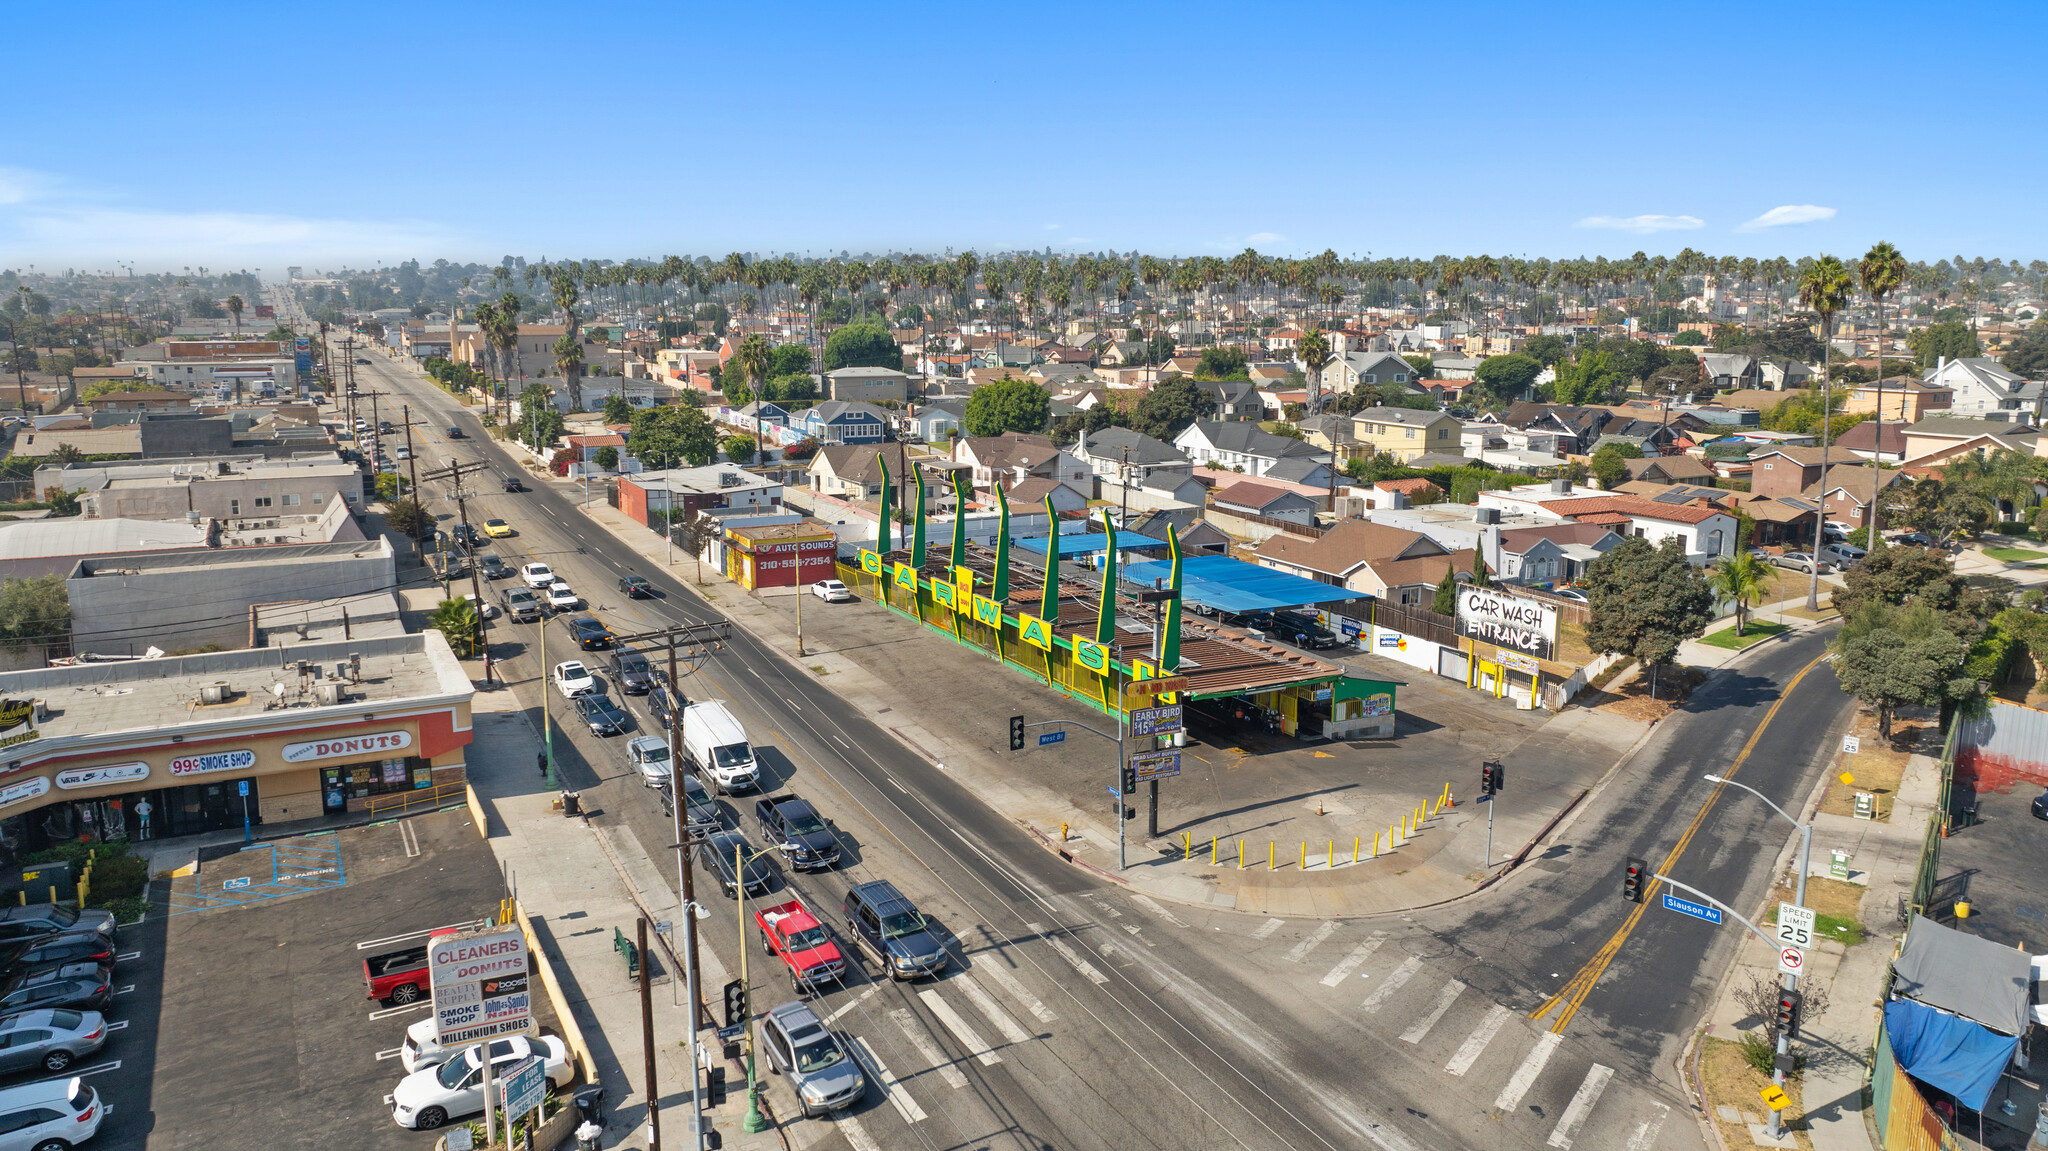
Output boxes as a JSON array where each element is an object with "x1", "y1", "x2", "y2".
[
  {"x1": 1455, "y1": 588, "x2": 1557, "y2": 660},
  {"x1": 430, "y1": 926, "x2": 532, "y2": 1046}
]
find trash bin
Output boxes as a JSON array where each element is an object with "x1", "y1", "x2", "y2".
[
  {"x1": 561, "y1": 790, "x2": 581, "y2": 818},
  {"x1": 574, "y1": 1085, "x2": 605, "y2": 1125}
]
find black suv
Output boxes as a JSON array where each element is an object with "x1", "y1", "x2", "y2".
[
  {"x1": 1269, "y1": 609, "x2": 1339, "y2": 650},
  {"x1": 0, "y1": 908, "x2": 114, "y2": 946},
  {"x1": 843, "y1": 881, "x2": 947, "y2": 981},
  {"x1": 568, "y1": 616, "x2": 614, "y2": 650},
  {"x1": 754, "y1": 795, "x2": 840, "y2": 871},
  {"x1": 610, "y1": 648, "x2": 656, "y2": 695},
  {"x1": 618, "y1": 573, "x2": 654, "y2": 599}
]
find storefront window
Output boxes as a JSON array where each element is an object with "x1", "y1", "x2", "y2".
[{"x1": 324, "y1": 757, "x2": 432, "y2": 805}]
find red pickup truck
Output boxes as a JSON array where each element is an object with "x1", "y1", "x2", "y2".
[
  {"x1": 363, "y1": 928, "x2": 458, "y2": 1004},
  {"x1": 755, "y1": 898, "x2": 846, "y2": 992}
]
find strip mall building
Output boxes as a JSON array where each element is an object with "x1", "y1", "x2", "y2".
[{"x1": 0, "y1": 633, "x2": 472, "y2": 858}]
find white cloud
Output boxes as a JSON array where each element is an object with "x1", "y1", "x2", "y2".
[
  {"x1": 1575, "y1": 214, "x2": 1705, "y2": 234},
  {"x1": 1737, "y1": 204, "x2": 1837, "y2": 232}
]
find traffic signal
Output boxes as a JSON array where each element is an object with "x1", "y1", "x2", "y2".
[
  {"x1": 1492, "y1": 762, "x2": 1505, "y2": 793},
  {"x1": 1480, "y1": 762, "x2": 1499, "y2": 795},
  {"x1": 1622, "y1": 856, "x2": 1646, "y2": 903},
  {"x1": 1120, "y1": 765, "x2": 1137, "y2": 795},
  {"x1": 722, "y1": 979, "x2": 747, "y2": 1028},
  {"x1": 1009, "y1": 715, "x2": 1026, "y2": 752},
  {"x1": 1777, "y1": 989, "x2": 1803, "y2": 1039}
]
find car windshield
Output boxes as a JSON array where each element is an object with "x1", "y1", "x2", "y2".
[
  {"x1": 436, "y1": 1054, "x2": 472, "y2": 1089},
  {"x1": 620, "y1": 655, "x2": 647, "y2": 672},
  {"x1": 713, "y1": 743, "x2": 752, "y2": 770},
  {"x1": 640, "y1": 743, "x2": 670, "y2": 764},
  {"x1": 561, "y1": 664, "x2": 586, "y2": 678},
  {"x1": 34, "y1": 909, "x2": 75, "y2": 928},
  {"x1": 785, "y1": 925, "x2": 830, "y2": 952},
  {"x1": 792, "y1": 1032, "x2": 844, "y2": 1074},
  {"x1": 879, "y1": 910, "x2": 926, "y2": 940}
]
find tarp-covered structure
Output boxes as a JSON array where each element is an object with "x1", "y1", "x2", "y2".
[
  {"x1": 1121, "y1": 555, "x2": 1371, "y2": 614},
  {"x1": 1883, "y1": 1000, "x2": 2018, "y2": 1111},
  {"x1": 1885, "y1": 915, "x2": 2033, "y2": 1112}
]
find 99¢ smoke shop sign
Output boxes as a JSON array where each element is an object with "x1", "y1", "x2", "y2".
[{"x1": 168, "y1": 749, "x2": 257, "y2": 777}]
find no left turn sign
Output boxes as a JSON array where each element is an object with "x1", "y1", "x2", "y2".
[{"x1": 1779, "y1": 946, "x2": 1805, "y2": 975}]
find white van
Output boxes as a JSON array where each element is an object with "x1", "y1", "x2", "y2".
[{"x1": 683, "y1": 701, "x2": 758, "y2": 793}]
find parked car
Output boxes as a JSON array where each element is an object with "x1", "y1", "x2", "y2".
[
  {"x1": 2033, "y1": 791, "x2": 2048, "y2": 821},
  {"x1": 697, "y1": 830, "x2": 774, "y2": 898},
  {"x1": 755, "y1": 795, "x2": 840, "y2": 871},
  {"x1": 395, "y1": 446, "x2": 412, "y2": 461},
  {"x1": 0, "y1": 1009, "x2": 106, "y2": 1074},
  {"x1": 390, "y1": 1035, "x2": 573, "y2": 1130},
  {"x1": 843, "y1": 880, "x2": 947, "y2": 981},
  {"x1": 576, "y1": 692, "x2": 629, "y2": 737},
  {"x1": 1823, "y1": 520, "x2": 1853, "y2": 540},
  {"x1": 0, "y1": 908, "x2": 113, "y2": 947},
  {"x1": 759, "y1": 1000, "x2": 866, "y2": 1118},
  {"x1": 567, "y1": 616, "x2": 613, "y2": 650},
  {"x1": 1550, "y1": 587, "x2": 1589, "y2": 604},
  {"x1": 755, "y1": 896, "x2": 846, "y2": 990},
  {"x1": 1772, "y1": 551, "x2": 1831, "y2": 574},
  {"x1": 362, "y1": 930, "x2": 456, "y2": 1004},
  {"x1": 477, "y1": 554, "x2": 511, "y2": 580},
  {"x1": 0, "y1": 970, "x2": 109, "y2": 1014},
  {"x1": 627, "y1": 736, "x2": 672, "y2": 786},
  {"x1": 0, "y1": 1077, "x2": 103, "y2": 1146},
  {"x1": 811, "y1": 579, "x2": 852, "y2": 603},
  {"x1": 520, "y1": 562, "x2": 556, "y2": 589},
  {"x1": 501, "y1": 585, "x2": 541, "y2": 623},
  {"x1": 1890, "y1": 531, "x2": 1931, "y2": 547},
  {"x1": 1822, "y1": 543, "x2": 1867, "y2": 567},
  {"x1": 1270, "y1": 609, "x2": 1339, "y2": 650},
  {"x1": 545, "y1": 581, "x2": 580, "y2": 611},
  {"x1": 483, "y1": 518, "x2": 515, "y2": 539},
  {"x1": 1, "y1": 938, "x2": 113, "y2": 978},
  {"x1": 618, "y1": 573, "x2": 654, "y2": 599},
  {"x1": 502, "y1": 476, "x2": 527, "y2": 493},
  {"x1": 460, "y1": 593, "x2": 499, "y2": 620},
  {"x1": 552, "y1": 661, "x2": 598, "y2": 699},
  {"x1": 609, "y1": 648, "x2": 656, "y2": 695}
]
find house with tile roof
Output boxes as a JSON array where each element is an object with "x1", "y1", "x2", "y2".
[{"x1": 1253, "y1": 519, "x2": 1476, "y2": 606}]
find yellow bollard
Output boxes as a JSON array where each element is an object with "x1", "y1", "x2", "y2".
[
  {"x1": 1268, "y1": 842, "x2": 1275, "y2": 871},
  {"x1": 1353, "y1": 836, "x2": 1360, "y2": 863},
  {"x1": 1212, "y1": 836, "x2": 1218, "y2": 865},
  {"x1": 1415, "y1": 804, "x2": 1423, "y2": 826},
  {"x1": 1328, "y1": 841, "x2": 1334, "y2": 869},
  {"x1": 1060, "y1": 821, "x2": 1068, "y2": 844},
  {"x1": 1184, "y1": 831, "x2": 1191, "y2": 860},
  {"x1": 1300, "y1": 841, "x2": 1307, "y2": 870},
  {"x1": 47, "y1": 886, "x2": 55, "y2": 905},
  {"x1": 1239, "y1": 839, "x2": 1245, "y2": 869}
]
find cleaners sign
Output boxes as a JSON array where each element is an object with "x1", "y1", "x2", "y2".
[
  {"x1": 1455, "y1": 588, "x2": 1557, "y2": 660},
  {"x1": 430, "y1": 926, "x2": 531, "y2": 1046}
]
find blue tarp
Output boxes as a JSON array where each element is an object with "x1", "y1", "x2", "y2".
[
  {"x1": 1884, "y1": 998, "x2": 2020, "y2": 1112},
  {"x1": 1121, "y1": 555, "x2": 1372, "y2": 613},
  {"x1": 1017, "y1": 533, "x2": 1171, "y2": 557}
]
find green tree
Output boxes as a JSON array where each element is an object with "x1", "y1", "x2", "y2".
[
  {"x1": 1672, "y1": 330, "x2": 1706, "y2": 346},
  {"x1": 1297, "y1": 327, "x2": 1332, "y2": 410},
  {"x1": 1430, "y1": 562, "x2": 1460, "y2": 615},
  {"x1": 732, "y1": 334, "x2": 771, "y2": 402},
  {"x1": 1524, "y1": 334, "x2": 1569, "y2": 366},
  {"x1": 767, "y1": 343, "x2": 812, "y2": 377},
  {"x1": 602, "y1": 394, "x2": 632, "y2": 424},
  {"x1": 1708, "y1": 552, "x2": 1769, "y2": 636},
  {"x1": 81, "y1": 379, "x2": 156, "y2": 402},
  {"x1": 1552, "y1": 351, "x2": 1618, "y2": 405},
  {"x1": 761, "y1": 373, "x2": 816, "y2": 405},
  {"x1": 723, "y1": 434, "x2": 758, "y2": 464},
  {"x1": 383, "y1": 497, "x2": 431, "y2": 539},
  {"x1": 822, "y1": 321, "x2": 899, "y2": 371},
  {"x1": 1132, "y1": 375, "x2": 1217, "y2": 440},
  {"x1": 1828, "y1": 540, "x2": 1988, "y2": 624},
  {"x1": 1833, "y1": 618, "x2": 1968, "y2": 737},
  {"x1": 1402, "y1": 354, "x2": 1434, "y2": 378},
  {"x1": 224, "y1": 294, "x2": 243, "y2": 336},
  {"x1": 1472, "y1": 353, "x2": 1540, "y2": 405},
  {"x1": 1908, "y1": 320, "x2": 1980, "y2": 369},
  {"x1": 1798, "y1": 254, "x2": 1855, "y2": 609},
  {"x1": 964, "y1": 379, "x2": 1052, "y2": 437},
  {"x1": 1583, "y1": 536, "x2": 1715, "y2": 696},
  {"x1": 1861, "y1": 241, "x2": 1907, "y2": 547},
  {"x1": 593, "y1": 445, "x2": 619, "y2": 470},
  {"x1": 630, "y1": 402, "x2": 718, "y2": 467},
  {"x1": 1195, "y1": 346, "x2": 1248, "y2": 379},
  {"x1": 0, "y1": 575, "x2": 69, "y2": 649},
  {"x1": 429, "y1": 597, "x2": 482, "y2": 659},
  {"x1": 1590, "y1": 448, "x2": 1631, "y2": 491},
  {"x1": 373, "y1": 471, "x2": 411, "y2": 502}
]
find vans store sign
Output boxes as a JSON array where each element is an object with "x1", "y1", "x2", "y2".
[{"x1": 1455, "y1": 588, "x2": 1557, "y2": 660}]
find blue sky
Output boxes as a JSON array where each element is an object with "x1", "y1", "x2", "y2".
[{"x1": 4, "y1": 0, "x2": 2042, "y2": 272}]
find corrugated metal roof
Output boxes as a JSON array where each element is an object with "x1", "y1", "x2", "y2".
[{"x1": 1955, "y1": 699, "x2": 2048, "y2": 790}]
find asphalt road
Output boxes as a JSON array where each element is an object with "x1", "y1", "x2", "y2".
[{"x1": 311, "y1": 326, "x2": 1859, "y2": 1151}]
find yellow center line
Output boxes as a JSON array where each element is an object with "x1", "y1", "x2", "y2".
[{"x1": 1528, "y1": 650, "x2": 1830, "y2": 1035}]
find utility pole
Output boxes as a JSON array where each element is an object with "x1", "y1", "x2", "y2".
[
  {"x1": 666, "y1": 628, "x2": 707, "y2": 1149},
  {"x1": 422, "y1": 459, "x2": 496, "y2": 684},
  {"x1": 639, "y1": 917, "x2": 660, "y2": 1151}
]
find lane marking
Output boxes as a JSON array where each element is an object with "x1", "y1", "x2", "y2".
[
  {"x1": 835, "y1": 1114, "x2": 883, "y2": 1151},
  {"x1": 1495, "y1": 1032, "x2": 1563, "y2": 1112},
  {"x1": 979, "y1": 961, "x2": 1056, "y2": 1024},
  {"x1": 888, "y1": 1007, "x2": 968, "y2": 1089},
  {"x1": 1359, "y1": 956, "x2": 1421, "y2": 1014},
  {"x1": 38, "y1": 1060, "x2": 119, "y2": 1085},
  {"x1": 1130, "y1": 894, "x2": 1189, "y2": 929},
  {"x1": 1399, "y1": 979, "x2": 1465, "y2": 1044},
  {"x1": 850, "y1": 1037, "x2": 925, "y2": 1123},
  {"x1": 1623, "y1": 1103, "x2": 1671, "y2": 1151},
  {"x1": 114, "y1": 985, "x2": 135, "y2": 996},
  {"x1": 823, "y1": 985, "x2": 879, "y2": 1026},
  {"x1": 376, "y1": 1047, "x2": 403, "y2": 1061},
  {"x1": 1046, "y1": 934, "x2": 1108, "y2": 985},
  {"x1": 368, "y1": 1002, "x2": 431, "y2": 1020},
  {"x1": 1444, "y1": 1004, "x2": 1511, "y2": 1076},
  {"x1": 917, "y1": 989, "x2": 1000, "y2": 1065},
  {"x1": 954, "y1": 974, "x2": 1032, "y2": 1046},
  {"x1": 1546, "y1": 1063, "x2": 1614, "y2": 1149},
  {"x1": 1282, "y1": 920, "x2": 1340, "y2": 964},
  {"x1": 105, "y1": 1021, "x2": 128, "y2": 1033},
  {"x1": 1251, "y1": 918, "x2": 1284, "y2": 940},
  {"x1": 115, "y1": 952, "x2": 141, "y2": 962},
  {"x1": 1319, "y1": 932, "x2": 1388, "y2": 988}
]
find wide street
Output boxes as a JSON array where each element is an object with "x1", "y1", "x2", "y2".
[{"x1": 333, "y1": 336, "x2": 1856, "y2": 1151}]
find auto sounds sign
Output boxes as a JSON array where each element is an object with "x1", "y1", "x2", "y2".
[
  {"x1": 1455, "y1": 588, "x2": 1557, "y2": 660},
  {"x1": 430, "y1": 926, "x2": 532, "y2": 1046}
]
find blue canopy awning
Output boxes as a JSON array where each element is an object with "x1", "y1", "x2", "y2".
[
  {"x1": 1885, "y1": 998, "x2": 2020, "y2": 1112},
  {"x1": 1121, "y1": 555, "x2": 1371, "y2": 614},
  {"x1": 1016, "y1": 533, "x2": 1170, "y2": 558}
]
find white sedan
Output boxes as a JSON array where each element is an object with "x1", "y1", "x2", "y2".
[
  {"x1": 461, "y1": 593, "x2": 499, "y2": 620},
  {"x1": 811, "y1": 579, "x2": 853, "y2": 603},
  {"x1": 520, "y1": 561, "x2": 556, "y2": 589},
  {"x1": 391, "y1": 1034, "x2": 573, "y2": 1130},
  {"x1": 546, "y1": 580, "x2": 580, "y2": 611},
  {"x1": 553, "y1": 660, "x2": 597, "y2": 698}
]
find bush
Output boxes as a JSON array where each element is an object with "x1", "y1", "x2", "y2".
[
  {"x1": 86, "y1": 855, "x2": 148, "y2": 903},
  {"x1": 27, "y1": 840, "x2": 127, "y2": 870}
]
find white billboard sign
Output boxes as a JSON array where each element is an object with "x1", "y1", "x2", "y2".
[{"x1": 429, "y1": 926, "x2": 531, "y2": 1046}]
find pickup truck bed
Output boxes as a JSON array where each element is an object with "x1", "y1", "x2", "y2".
[
  {"x1": 363, "y1": 944, "x2": 429, "y2": 1004},
  {"x1": 755, "y1": 898, "x2": 846, "y2": 992}
]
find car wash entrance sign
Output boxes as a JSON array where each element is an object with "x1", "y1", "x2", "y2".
[{"x1": 1455, "y1": 588, "x2": 1556, "y2": 660}]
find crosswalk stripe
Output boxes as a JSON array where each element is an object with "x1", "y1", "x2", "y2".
[
  {"x1": 1047, "y1": 934, "x2": 1109, "y2": 984},
  {"x1": 1494, "y1": 1031, "x2": 1562, "y2": 1112},
  {"x1": 1251, "y1": 918, "x2": 1283, "y2": 939},
  {"x1": 1319, "y1": 932, "x2": 1388, "y2": 987},
  {"x1": 918, "y1": 989, "x2": 1001, "y2": 1066},
  {"x1": 1624, "y1": 1103, "x2": 1670, "y2": 1151},
  {"x1": 1360, "y1": 956, "x2": 1421, "y2": 1013},
  {"x1": 835, "y1": 1114, "x2": 883, "y2": 1151},
  {"x1": 1546, "y1": 1063, "x2": 1613, "y2": 1149},
  {"x1": 824, "y1": 985, "x2": 878, "y2": 1025},
  {"x1": 850, "y1": 1037, "x2": 925, "y2": 1123},
  {"x1": 1444, "y1": 1004, "x2": 1511, "y2": 1076},
  {"x1": 1283, "y1": 920, "x2": 1340, "y2": 963},
  {"x1": 1400, "y1": 979, "x2": 1465, "y2": 1044},
  {"x1": 1130, "y1": 894, "x2": 1190, "y2": 928},
  {"x1": 889, "y1": 1008, "x2": 968, "y2": 1089},
  {"x1": 955, "y1": 974, "x2": 1033, "y2": 1046},
  {"x1": 981, "y1": 961, "x2": 1056, "y2": 1024}
]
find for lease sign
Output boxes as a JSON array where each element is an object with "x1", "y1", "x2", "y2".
[{"x1": 1455, "y1": 588, "x2": 1557, "y2": 659}]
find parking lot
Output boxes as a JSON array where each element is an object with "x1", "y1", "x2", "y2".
[{"x1": 87, "y1": 809, "x2": 544, "y2": 1149}]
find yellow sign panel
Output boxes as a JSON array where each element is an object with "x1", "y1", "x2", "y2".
[
  {"x1": 952, "y1": 566, "x2": 974, "y2": 613},
  {"x1": 1072, "y1": 639, "x2": 1112, "y2": 676},
  {"x1": 972, "y1": 595, "x2": 1003, "y2": 627},
  {"x1": 1758, "y1": 1085, "x2": 1789, "y2": 1111},
  {"x1": 1131, "y1": 659, "x2": 1156, "y2": 681},
  {"x1": 859, "y1": 550, "x2": 881, "y2": 575},
  {"x1": 931, "y1": 580, "x2": 958, "y2": 610},
  {"x1": 1017, "y1": 613, "x2": 1053, "y2": 651},
  {"x1": 892, "y1": 563, "x2": 919, "y2": 591}
]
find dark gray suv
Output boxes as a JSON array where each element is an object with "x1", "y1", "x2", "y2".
[
  {"x1": 843, "y1": 880, "x2": 947, "y2": 981},
  {"x1": 609, "y1": 648, "x2": 656, "y2": 695}
]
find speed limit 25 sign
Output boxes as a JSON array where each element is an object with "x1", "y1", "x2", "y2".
[{"x1": 1775, "y1": 902, "x2": 1816, "y2": 949}]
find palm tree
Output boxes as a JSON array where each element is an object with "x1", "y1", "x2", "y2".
[
  {"x1": 494, "y1": 292, "x2": 522, "y2": 421},
  {"x1": 1298, "y1": 327, "x2": 1333, "y2": 414},
  {"x1": 733, "y1": 333, "x2": 772, "y2": 460},
  {"x1": 1798, "y1": 254, "x2": 1854, "y2": 609},
  {"x1": 225, "y1": 294, "x2": 243, "y2": 336},
  {"x1": 1860, "y1": 242, "x2": 1907, "y2": 546},
  {"x1": 1709, "y1": 552, "x2": 1769, "y2": 637}
]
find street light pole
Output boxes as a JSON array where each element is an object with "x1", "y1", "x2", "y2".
[
  {"x1": 1704, "y1": 772, "x2": 1812, "y2": 1141},
  {"x1": 738, "y1": 838, "x2": 770, "y2": 1134}
]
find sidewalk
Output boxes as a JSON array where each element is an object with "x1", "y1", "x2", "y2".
[
  {"x1": 1677, "y1": 593, "x2": 1841, "y2": 671},
  {"x1": 466, "y1": 684, "x2": 810, "y2": 1151},
  {"x1": 1689, "y1": 737, "x2": 1942, "y2": 1151}
]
